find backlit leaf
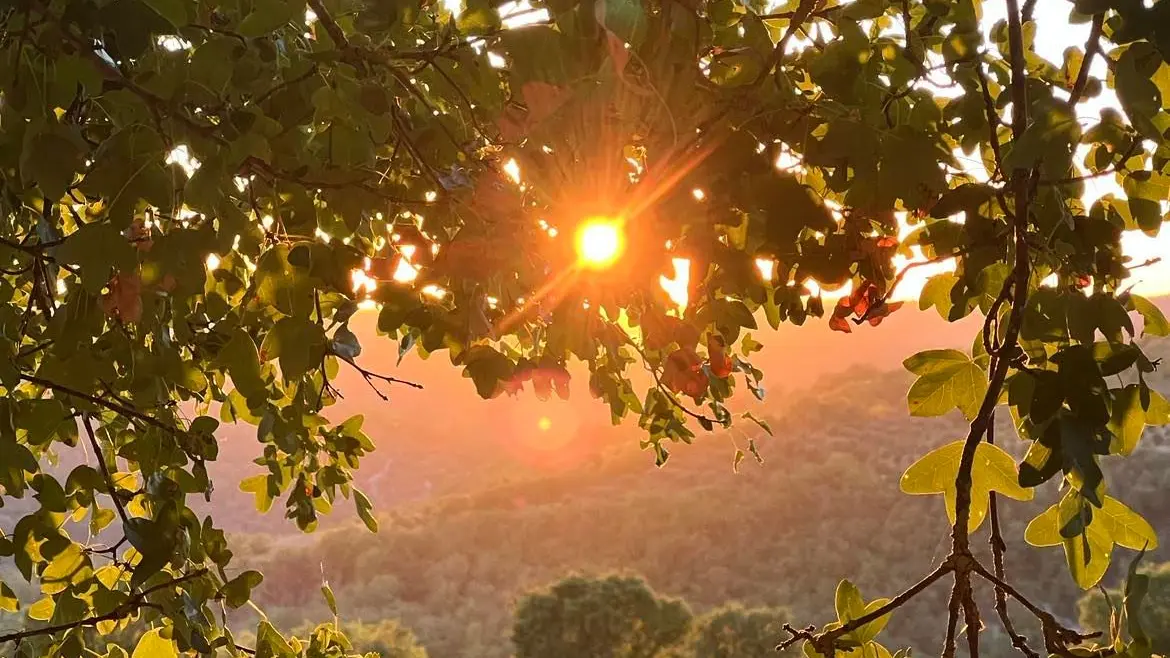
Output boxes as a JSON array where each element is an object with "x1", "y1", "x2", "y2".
[{"x1": 900, "y1": 441, "x2": 1033, "y2": 532}]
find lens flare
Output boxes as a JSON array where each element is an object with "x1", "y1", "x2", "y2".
[{"x1": 576, "y1": 218, "x2": 624, "y2": 269}]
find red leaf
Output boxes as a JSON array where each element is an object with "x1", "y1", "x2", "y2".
[
  {"x1": 867, "y1": 301, "x2": 904, "y2": 326},
  {"x1": 663, "y1": 348, "x2": 706, "y2": 397},
  {"x1": 522, "y1": 82, "x2": 569, "y2": 124},
  {"x1": 101, "y1": 273, "x2": 142, "y2": 323},
  {"x1": 706, "y1": 333, "x2": 734, "y2": 378},
  {"x1": 829, "y1": 298, "x2": 853, "y2": 334}
]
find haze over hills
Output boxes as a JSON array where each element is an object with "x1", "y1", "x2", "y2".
[
  {"x1": 210, "y1": 295, "x2": 1170, "y2": 534},
  {"x1": 222, "y1": 338, "x2": 1170, "y2": 658}
]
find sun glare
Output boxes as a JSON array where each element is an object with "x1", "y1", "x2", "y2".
[
  {"x1": 575, "y1": 218, "x2": 624, "y2": 269},
  {"x1": 537, "y1": 416, "x2": 552, "y2": 431}
]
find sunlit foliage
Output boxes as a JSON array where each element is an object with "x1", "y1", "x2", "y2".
[{"x1": 1, "y1": 0, "x2": 1169, "y2": 653}]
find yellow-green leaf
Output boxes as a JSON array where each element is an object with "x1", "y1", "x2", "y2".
[
  {"x1": 95, "y1": 565, "x2": 122, "y2": 590},
  {"x1": 239, "y1": 474, "x2": 274, "y2": 514},
  {"x1": 834, "y1": 580, "x2": 891, "y2": 644},
  {"x1": 1130, "y1": 294, "x2": 1170, "y2": 337},
  {"x1": 1025, "y1": 495, "x2": 1155, "y2": 589},
  {"x1": 1097, "y1": 496, "x2": 1158, "y2": 551},
  {"x1": 132, "y1": 628, "x2": 179, "y2": 658},
  {"x1": 0, "y1": 581, "x2": 18, "y2": 612},
  {"x1": 900, "y1": 441, "x2": 1033, "y2": 532},
  {"x1": 1107, "y1": 385, "x2": 1147, "y2": 455},
  {"x1": 28, "y1": 596, "x2": 55, "y2": 621},
  {"x1": 903, "y1": 350, "x2": 988, "y2": 420},
  {"x1": 40, "y1": 543, "x2": 92, "y2": 595},
  {"x1": 1025, "y1": 501, "x2": 1112, "y2": 589}
]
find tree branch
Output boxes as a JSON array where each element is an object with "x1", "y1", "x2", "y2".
[
  {"x1": 82, "y1": 415, "x2": 131, "y2": 528},
  {"x1": 306, "y1": 0, "x2": 349, "y2": 49},
  {"x1": 0, "y1": 569, "x2": 208, "y2": 645},
  {"x1": 336, "y1": 355, "x2": 423, "y2": 402},
  {"x1": 943, "y1": 578, "x2": 962, "y2": 658},
  {"x1": 1068, "y1": 13, "x2": 1104, "y2": 106},
  {"x1": 986, "y1": 418, "x2": 1040, "y2": 658},
  {"x1": 20, "y1": 374, "x2": 183, "y2": 436},
  {"x1": 973, "y1": 56, "x2": 1006, "y2": 180},
  {"x1": 952, "y1": 0, "x2": 1033, "y2": 555},
  {"x1": 1040, "y1": 139, "x2": 1140, "y2": 186}
]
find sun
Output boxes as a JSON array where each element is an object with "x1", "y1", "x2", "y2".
[{"x1": 575, "y1": 218, "x2": 624, "y2": 269}]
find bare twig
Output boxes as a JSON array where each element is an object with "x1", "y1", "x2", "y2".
[
  {"x1": 1068, "y1": 13, "x2": 1104, "y2": 106},
  {"x1": 306, "y1": 0, "x2": 348, "y2": 48},
  {"x1": 82, "y1": 415, "x2": 131, "y2": 527},
  {"x1": 855, "y1": 245, "x2": 980, "y2": 324},
  {"x1": 756, "y1": 0, "x2": 822, "y2": 85},
  {"x1": 337, "y1": 355, "x2": 423, "y2": 401},
  {"x1": 943, "y1": 578, "x2": 962, "y2": 658},
  {"x1": 987, "y1": 417, "x2": 1041, "y2": 658},
  {"x1": 973, "y1": 56, "x2": 1006, "y2": 180},
  {"x1": 952, "y1": 0, "x2": 1033, "y2": 555}
]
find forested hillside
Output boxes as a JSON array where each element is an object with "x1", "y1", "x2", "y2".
[{"x1": 222, "y1": 345, "x2": 1170, "y2": 658}]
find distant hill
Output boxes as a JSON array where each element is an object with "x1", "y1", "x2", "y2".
[{"x1": 230, "y1": 348, "x2": 1170, "y2": 658}]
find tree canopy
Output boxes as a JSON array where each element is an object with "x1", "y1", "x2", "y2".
[
  {"x1": 1, "y1": 0, "x2": 1170, "y2": 654},
  {"x1": 512, "y1": 574, "x2": 692, "y2": 658}
]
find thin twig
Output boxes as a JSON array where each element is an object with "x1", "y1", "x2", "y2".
[
  {"x1": 0, "y1": 570, "x2": 208, "y2": 645},
  {"x1": 973, "y1": 56, "x2": 1005, "y2": 180},
  {"x1": 337, "y1": 355, "x2": 423, "y2": 401},
  {"x1": 987, "y1": 417, "x2": 1040, "y2": 658},
  {"x1": 952, "y1": 0, "x2": 1033, "y2": 555},
  {"x1": 1068, "y1": 14, "x2": 1104, "y2": 106},
  {"x1": 618, "y1": 326, "x2": 720, "y2": 427},
  {"x1": 1040, "y1": 140, "x2": 1140, "y2": 186},
  {"x1": 855, "y1": 243, "x2": 986, "y2": 324},
  {"x1": 20, "y1": 374, "x2": 182, "y2": 436},
  {"x1": 943, "y1": 578, "x2": 962, "y2": 658},
  {"x1": 82, "y1": 415, "x2": 131, "y2": 527}
]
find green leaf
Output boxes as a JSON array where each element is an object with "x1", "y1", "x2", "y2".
[
  {"x1": 1108, "y1": 385, "x2": 1147, "y2": 455},
  {"x1": 903, "y1": 349, "x2": 987, "y2": 420},
  {"x1": 1098, "y1": 496, "x2": 1158, "y2": 551},
  {"x1": 55, "y1": 222, "x2": 137, "y2": 293},
  {"x1": 900, "y1": 440, "x2": 1033, "y2": 532},
  {"x1": 331, "y1": 325, "x2": 362, "y2": 360},
  {"x1": 132, "y1": 628, "x2": 179, "y2": 658},
  {"x1": 457, "y1": 0, "x2": 502, "y2": 35},
  {"x1": 354, "y1": 488, "x2": 378, "y2": 533},
  {"x1": 238, "y1": 0, "x2": 301, "y2": 37},
  {"x1": 322, "y1": 582, "x2": 339, "y2": 616},
  {"x1": 834, "y1": 580, "x2": 892, "y2": 643},
  {"x1": 239, "y1": 474, "x2": 274, "y2": 513},
  {"x1": 742, "y1": 411, "x2": 773, "y2": 436},
  {"x1": 262, "y1": 317, "x2": 327, "y2": 380},
  {"x1": 463, "y1": 345, "x2": 513, "y2": 399},
  {"x1": 40, "y1": 542, "x2": 92, "y2": 595},
  {"x1": 928, "y1": 183, "x2": 994, "y2": 218},
  {"x1": 918, "y1": 273, "x2": 958, "y2": 319},
  {"x1": 1129, "y1": 294, "x2": 1170, "y2": 336},
  {"x1": 218, "y1": 329, "x2": 268, "y2": 404},
  {"x1": 20, "y1": 123, "x2": 85, "y2": 201},
  {"x1": 141, "y1": 0, "x2": 188, "y2": 28},
  {"x1": 220, "y1": 570, "x2": 264, "y2": 609},
  {"x1": 1026, "y1": 494, "x2": 1156, "y2": 589}
]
